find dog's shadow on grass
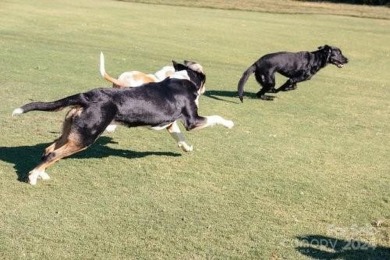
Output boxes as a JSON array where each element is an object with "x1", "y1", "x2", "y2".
[
  {"x1": 0, "y1": 136, "x2": 181, "y2": 183},
  {"x1": 295, "y1": 235, "x2": 390, "y2": 259},
  {"x1": 204, "y1": 90, "x2": 257, "y2": 103},
  {"x1": 205, "y1": 90, "x2": 280, "y2": 102}
]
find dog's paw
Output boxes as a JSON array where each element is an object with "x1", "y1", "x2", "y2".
[
  {"x1": 38, "y1": 171, "x2": 50, "y2": 180},
  {"x1": 260, "y1": 95, "x2": 275, "y2": 101},
  {"x1": 105, "y1": 124, "x2": 117, "y2": 133},
  {"x1": 224, "y1": 120, "x2": 234, "y2": 129},
  {"x1": 178, "y1": 142, "x2": 193, "y2": 152},
  {"x1": 283, "y1": 85, "x2": 297, "y2": 91},
  {"x1": 28, "y1": 170, "x2": 40, "y2": 185}
]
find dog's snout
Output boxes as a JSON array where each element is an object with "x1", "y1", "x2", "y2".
[{"x1": 340, "y1": 56, "x2": 349, "y2": 64}]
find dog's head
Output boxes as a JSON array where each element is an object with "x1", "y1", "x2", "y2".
[
  {"x1": 184, "y1": 60, "x2": 204, "y2": 74},
  {"x1": 318, "y1": 45, "x2": 349, "y2": 68},
  {"x1": 172, "y1": 60, "x2": 206, "y2": 94}
]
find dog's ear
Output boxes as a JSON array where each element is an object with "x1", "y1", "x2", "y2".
[
  {"x1": 321, "y1": 45, "x2": 333, "y2": 62},
  {"x1": 318, "y1": 45, "x2": 330, "y2": 50},
  {"x1": 172, "y1": 60, "x2": 179, "y2": 68},
  {"x1": 172, "y1": 60, "x2": 188, "y2": 72},
  {"x1": 184, "y1": 60, "x2": 196, "y2": 66},
  {"x1": 318, "y1": 45, "x2": 332, "y2": 55},
  {"x1": 320, "y1": 45, "x2": 333, "y2": 50}
]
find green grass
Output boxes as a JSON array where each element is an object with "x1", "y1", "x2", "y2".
[{"x1": 0, "y1": 0, "x2": 389, "y2": 259}]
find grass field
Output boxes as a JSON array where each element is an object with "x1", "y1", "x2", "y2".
[{"x1": 0, "y1": 0, "x2": 389, "y2": 259}]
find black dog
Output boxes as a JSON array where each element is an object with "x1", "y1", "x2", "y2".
[
  {"x1": 237, "y1": 45, "x2": 348, "y2": 101},
  {"x1": 12, "y1": 61, "x2": 234, "y2": 185}
]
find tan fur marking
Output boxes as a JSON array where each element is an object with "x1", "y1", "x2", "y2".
[
  {"x1": 133, "y1": 72, "x2": 155, "y2": 83},
  {"x1": 36, "y1": 139, "x2": 86, "y2": 174},
  {"x1": 44, "y1": 107, "x2": 81, "y2": 154},
  {"x1": 103, "y1": 72, "x2": 125, "y2": 88}
]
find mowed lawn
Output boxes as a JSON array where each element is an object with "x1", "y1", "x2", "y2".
[{"x1": 0, "y1": 0, "x2": 389, "y2": 259}]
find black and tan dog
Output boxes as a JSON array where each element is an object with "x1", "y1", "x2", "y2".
[
  {"x1": 12, "y1": 61, "x2": 234, "y2": 185},
  {"x1": 99, "y1": 52, "x2": 205, "y2": 133},
  {"x1": 237, "y1": 45, "x2": 348, "y2": 101}
]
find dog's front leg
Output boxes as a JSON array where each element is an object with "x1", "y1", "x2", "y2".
[
  {"x1": 167, "y1": 121, "x2": 193, "y2": 152},
  {"x1": 278, "y1": 72, "x2": 314, "y2": 92},
  {"x1": 276, "y1": 79, "x2": 297, "y2": 92},
  {"x1": 187, "y1": 115, "x2": 234, "y2": 131}
]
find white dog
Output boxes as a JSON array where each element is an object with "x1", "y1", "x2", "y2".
[{"x1": 100, "y1": 52, "x2": 175, "y2": 88}]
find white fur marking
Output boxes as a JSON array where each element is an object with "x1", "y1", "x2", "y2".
[
  {"x1": 170, "y1": 70, "x2": 190, "y2": 80},
  {"x1": 38, "y1": 171, "x2": 50, "y2": 180},
  {"x1": 12, "y1": 108, "x2": 23, "y2": 116},
  {"x1": 28, "y1": 170, "x2": 41, "y2": 185},
  {"x1": 194, "y1": 95, "x2": 200, "y2": 107},
  {"x1": 105, "y1": 124, "x2": 118, "y2": 133},
  {"x1": 224, "y1": 119, "x2": 234, "y2": 129},
  {"x1": 99, "y1": 52, "x2": 106, "y2": 77},
  {"x1": 188, "y1": 63, "x2": 204, "y2": 73},
  {"x1": 167, "y1": 121, "x2": 193, "y2": 152},
  {"x1": 205, "y1": 116, "x2": 234, "y2": 129},
  {"x1": 154, "y1": 66, "x2": 175, "y2": 81},
  {"x1": 178, "y1": 141, "x2": 193, "y2": 152},
  {"x1": 149, "y1": 124, "x2": 171, "y2": 131}
]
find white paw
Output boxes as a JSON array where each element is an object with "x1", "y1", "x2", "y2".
[
  {"x1": 178, "y1": 142, "x2": 193, "y2": 152},
  {"x1": 224, "y1": 120, "x2": 234, "y2": 129},
  {"x1": 38, "y1": 171, "x2": 50, "y2": 180},
  {"x1": 105, "y1": 124, "x2": 117, "y2": 133},
  {"x1": 28, "y1": 170, "x2": 40, "y2": 185}
]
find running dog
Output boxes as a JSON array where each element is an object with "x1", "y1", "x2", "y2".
[
  {"x1": 99, "y1": 52, "x2": 204, "y2": 88},
  {"x1": 12, "y1": 61, "x2": 234, "y2": 185},
  {"x1": 99, "y1": 52, "x2": 205, "y2": 133},
  {"x1": 237, "y1": 45, "x2": 348, "y2": 101}
]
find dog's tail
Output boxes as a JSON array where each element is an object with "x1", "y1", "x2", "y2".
[
  {"x1": 237, "y1": 64, "x2": 256, "y2": 103},
  {"x1": 100, "y1": 52, "x2": 124, "y2": 88},
  {"x1": 12, "y1": 93, "x2": 86, "y2": 116}
]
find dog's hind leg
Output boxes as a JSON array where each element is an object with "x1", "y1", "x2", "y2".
[
  {"x1": 38, "y1": 108, "x2": 79, "y2": 181},
  {"x1": 28, "y1": 137, "x2": 89, "y2": 185},
  {"x1": 254, "y1": 71, "x2": 276, "y2": 100},
  {"x1": 28, "y1": 105, "x2": 108, "y2": 185},
  {"x1": 44, "y1": 108, "x2": 79, "y2": 155},
  {"x1": 166, "y1": 121, "x2": 193, "y2": 152}
]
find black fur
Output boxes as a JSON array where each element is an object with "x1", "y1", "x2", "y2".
[
  {"x1": 237, "y1": 45, "x2": 348, "y2": 101},
  {"x1": 17, "y1": 67, "x2": 207, "y2": 147}
]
